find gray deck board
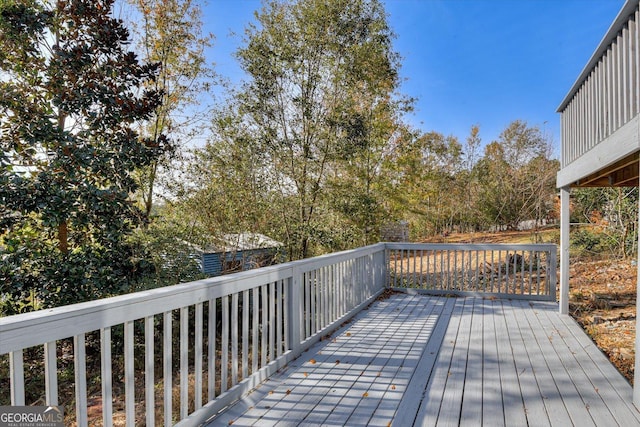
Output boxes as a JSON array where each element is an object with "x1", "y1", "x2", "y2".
[{"x1": 206, "y1": 294, "x2": 640, "y2": 426}]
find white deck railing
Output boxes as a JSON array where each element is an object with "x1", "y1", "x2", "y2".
[
  {"x1": 0, "y1": 242, "x2": 556, "y2": 426},
  {"x1": 558, "y1": 0, "x2": 640, "y2": 168},
  {"x1": 386, "y1": 243, "x2": 557, "y2": 300}
]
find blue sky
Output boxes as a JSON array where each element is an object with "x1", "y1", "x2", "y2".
[{"x1": 204, "y1": 0, "x2": 625, "y2": 156}]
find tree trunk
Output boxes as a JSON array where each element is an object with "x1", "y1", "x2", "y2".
[{"x1": 58, "y1": 221, "x2": 68, "y2": 254}]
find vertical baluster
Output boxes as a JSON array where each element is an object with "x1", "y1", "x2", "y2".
[
  {"x1": 276, "y1": 280, "x2": 283, "y2": 358},
  {"x1": 75, "y1": 333, "x2": 89, "y2": 426},
  {"x1": 232, "y1": 293, "x2": 239, "y2": 387},
  {"x1": 242, "y1": 290, "x2": 249, "y2": 380},
  {"x1": 482, "y1": 250, "x2": 487, "y2": 293},
  {"x1": 475, "y1": 250, "x2": 480, "y2": 292},
  {"x1": 180, "y1": 308, "x2": 189, "y2": 419},
  {"x1": 163, "y1": 311, "x2": 173, "y2": 426},
  {"x1": 100, "y1": 329, "x2": 113, "y2": 427},
  {"x1": 145, "y1": 316, "x2": 155, "y2": 426},
  {"x1": 310, "y1": 270, "x2": 317, "y2": 335},
  {"x1": 529, "y1": 250, "x2": 534, "y2": 296},
  {"x1": 497, "y1": 250, "x2": 502, "y2": 293},
  {"x1": 269, "y1": 281, "x2": 276, "y2": 361},
  {"x1": 261, "y1": 285, "x2": 267, "y2": 367},
  {"x1": 44, "y1": 341, "x2": 58, "y2": 406},
  {"x1": 328, "y1": 265, "x2": 334, "y2": 322},
  {"x1": 454, "y1": 250, "x2": 458, "y2": 290},
  {"x1": 304, "y1": 272, "x2": 310, "y2": 339},
  {"x1": 9, "y1": 350, "x2": 25, "y2": 405},
  {"x1": 208, "y1": 299, "x2": 216, "y2": 401},
  {"x1": 400, "y1": 249, "x2": 404, "y2": 288},
  {"x1": 440, "y1": 250, "x2": 445, "y2": 291},
  {"x1": 283, "y1": 277, "x2": 290, "y2": 351},
  {"x1": 195, "y1": 303, "x2": 203, "y2": 409},
  {"x1": 252, "y1": 288, "x2": 259, "y2": 374},
  {"x1": 221, "y1": 296, "x2": 229, "y2": 393},
  {"x1": 124, "y1": 324, "x2": 135, "y2": 426},
  {"x1": 322, "y1": 266, "x2": 328, "y2": 327},
  {"x1": 537, "y1": 252, "x2": 542, "y2": 295}
]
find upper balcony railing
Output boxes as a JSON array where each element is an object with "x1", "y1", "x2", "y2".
[
  {"x1": 0, "y1": 242, "x2": 556, "y2": 426},
  {"x1": 558, "y1": 0, "x2": 640, "y2": 169}
]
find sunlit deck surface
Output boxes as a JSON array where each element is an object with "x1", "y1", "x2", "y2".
[{"x1": 205, "y1": 293, "x2": 640, "y2": 426}]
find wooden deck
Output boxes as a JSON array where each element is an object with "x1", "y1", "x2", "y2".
[{"x1": 206, "y1": 294, "x2": 640, "y2": 426}]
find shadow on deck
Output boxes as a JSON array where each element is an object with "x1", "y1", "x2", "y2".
[{"x1": 208, "y1": 294, "x2": 640, "y2": 427}]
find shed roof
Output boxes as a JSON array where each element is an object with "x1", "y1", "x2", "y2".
[{"x1": 201, "y1": 233, "x2": 283, "y2": 254}]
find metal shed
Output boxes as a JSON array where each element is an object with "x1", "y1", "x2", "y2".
[{"x1": 199, "y1": 233, "x2": 284, "y2": 276}]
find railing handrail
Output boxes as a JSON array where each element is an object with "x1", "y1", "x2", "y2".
[
  {"x1": 384, "y1": 242, "x2": 557, "y2": 251},
  {"x1": 0, "y1": 243, "x2": 386, "y2": 354}
]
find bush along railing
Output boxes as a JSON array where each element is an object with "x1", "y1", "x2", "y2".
[
  {"x1": 0, "y1": 244, "x2": 386, "y2": 427},
  {"x1": 386, "y1": 243, "x2": 557, "y2": 301}
]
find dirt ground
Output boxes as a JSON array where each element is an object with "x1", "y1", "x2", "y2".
[
  {"x1": 430, "y1": 230, "x2": 637, "y2": 384},
  {"x1": 568, "y1": 259, "x2": 636, "y2": 384}
]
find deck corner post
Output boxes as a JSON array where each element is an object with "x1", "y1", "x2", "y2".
[
  {"x1": 559, "y1": 186, "x2": 570, "y2": 315},
  {"x1": 288, "y1": 267, "x2": 302, "y2": 357},
  {"x1": 635, "y1": 175, "x2": 640, "y2": 408}
]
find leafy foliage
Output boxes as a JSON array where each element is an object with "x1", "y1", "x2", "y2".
[
  {"x1": 126, "y1": 0, "x2": 215, "y2": 217},
  {"x1": 195, "y1": 0, "x2": 410, "y2": 259},
  {"x1": 0, "y1": 0, "x2": 168, "y2": 314}
]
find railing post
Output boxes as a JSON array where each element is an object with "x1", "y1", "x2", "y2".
[
  {"x1": 548, "y1": 245, "x2": 558, "y2": 301},
  {"x1": 288, "y1": 267, "x2": 302, "y2": 357},
  {"x1": 559, "y1": 186, "x2": 570, "y2": 314},
  {"x1": 383, "y1": 244, "x2": 390, "y2": 289}
]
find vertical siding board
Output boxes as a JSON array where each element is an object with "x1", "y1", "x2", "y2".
[
  {"x1": 623, "y1": 24, "x2": 630, "y2": 123},
  {"x1": 636, "y1": 7, "x2": 640, "y2": 117}
]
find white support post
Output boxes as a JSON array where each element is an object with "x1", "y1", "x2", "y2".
[
  {"x1": 634, "y1": 175, "x2": 640, "y2": 407},
  {"x1": 559, "y1": 186, "x2": 570, "y2": 315}
]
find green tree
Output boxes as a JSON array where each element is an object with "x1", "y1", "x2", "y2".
[
  {"x1": 233, "y1": 0, "x2": 406, "y2": 258},
  {"x1": 185, "y1": 104, "x2": 275, "y2": 239},
  {"x1": 126, "y1": 0, "x2": 215, "y2": 218},
  {"x1": 0, "y1": 0, "x2": 167, "y2": 313},
  {"x1": 383, "y1": 129, "x2": 462, "y2": 238},
  {"x1": 475, "y1": 120, "x2": 557, "y2": 231}
]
